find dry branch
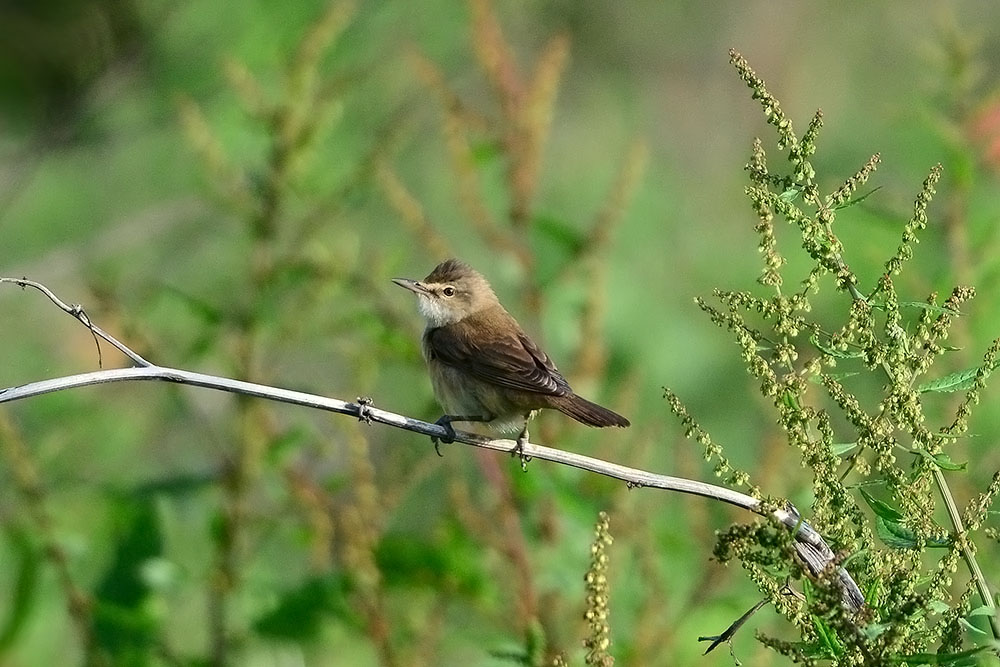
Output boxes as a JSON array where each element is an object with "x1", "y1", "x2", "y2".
[{"x1": 0, "y1": 276, "x2": 865, "y2": 614}]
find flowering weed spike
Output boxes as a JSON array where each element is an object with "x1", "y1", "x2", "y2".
[
  {"x1": 746, "y1": 137, "x2": 770, "y2": 186},
  {"x1": 583, "y1": 512, "x2": 614, "y2": 667},
  {"x1": 801, "y1": 109, "x2": 824, "y2": 156},
  {"x1": 729, "y1": 49, "x2": 797, "y2": 151},
  {"x1": 885, "y1": 164, "x2": 943, "y2": 275}
]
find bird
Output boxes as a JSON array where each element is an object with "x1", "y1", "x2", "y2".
[{"x1": 392, "y1": 258, "x2": 629, "y2": 456}]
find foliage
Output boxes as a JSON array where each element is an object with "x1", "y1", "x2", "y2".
[{"x1": 662, "y1": 50, "x2": 1000, "y2": 665}]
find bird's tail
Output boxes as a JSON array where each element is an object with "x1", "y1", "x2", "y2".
[{"x1": 550, "y1": 394, "x2": 630, "y2": 428}]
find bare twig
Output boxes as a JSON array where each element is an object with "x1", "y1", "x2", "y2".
[
  {"x1": 0, "y1": 277, "x2": 151, "y2": 367},
  {"x1": 0, "y1": 363, "x2": 864, "y2": 612},
  {"x1": 699, "y1": 596, "x2": 769, "y2": 657}
]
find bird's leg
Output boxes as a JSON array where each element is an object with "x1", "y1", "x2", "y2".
[
  {"x1": 431, "y1": 416, "x2": 457, "y2": 455},
  {"x1": 431, "y1": 414, "x2": 492, "y2": 456},
  {"x1": 513, "y1": 414, "x2": 532, "y2": 471}
]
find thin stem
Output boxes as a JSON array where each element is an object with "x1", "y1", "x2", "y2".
[
  {"x1": 933, "y1": 467, "x2": 1000, "y2": 638},
  {"x1": 0, "y1": 413, "x2": 105, "y2": 665},
  {"x1": 0, "y1": 277, "x2": 152, "y2": 367}
]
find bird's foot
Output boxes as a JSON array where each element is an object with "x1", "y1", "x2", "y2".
[
  {"x1": 431, "y1": 416, "x2": 456, "y2": 456},
  {"x1": 513, "y1": 426, "x2": 532, "y2": 472},
  {"x1": 355, "y1": 396, "x2": 374, "y2": 423}
]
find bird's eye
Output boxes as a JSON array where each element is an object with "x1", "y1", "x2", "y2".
[{"x1": 442, "y1": 286, "x2": 456, "y2": 297}]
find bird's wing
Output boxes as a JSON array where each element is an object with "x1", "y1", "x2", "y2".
[{"x1": 425, "y1": 320, "x2": 572, "y2": 397}]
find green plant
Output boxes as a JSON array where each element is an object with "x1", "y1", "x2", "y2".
[{"x1": 663, "y1": 50, "x2": 1000, "y2": 665}]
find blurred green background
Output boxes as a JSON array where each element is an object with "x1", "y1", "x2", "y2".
[{"x1": 2, "y1": 1, "x2": 1000, "y2": 665}]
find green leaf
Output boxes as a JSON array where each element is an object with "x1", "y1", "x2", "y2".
[
  {"x1": 873, "y1": 516, "x2": 952, "y2": 550},
  {"x1": 928, "y1": 600, "x2": 951, "y2": 615},
  {"x1": 809, "y1": 333, "x2": 864, "y2": 359},
  {"x1": 830, "y1": 442, "x2": 858, "y2": 456},
  {"x1": 128, "y1": 471, "x2": 218, "y2": 496},
  {"x1": 811, "y1": 616, "x2": 844, "y2": 657},
  {"x1": 968, "y1": 605, "x2": 996, "y2": 617},
  {"x1": 860, "y1": 622, "x2": 891, "y2": 641},
  {"x1": 893, "y1": 642, "x2": 1000, "y2": 665},
  {"x1": 958, "y1": 617, "x2": 989, "y2": 636},
  {"x1": 918, "y1": 368, "x2": 979, "y2": 394},
  {"x1": 917, "y1": 450, "x2": 967, "y2": 471},
  {"x1": 781, "y1": 390, "x2": 801, "y2": 411},
  {"x1": 487, "y1": 646, "x2": 533, "y2": 665},
  {"x1": 264, "y1": 426, "x2": 312, "y2": 465},
  {"x1": 897, "y1": 301, "x2": 959, "y2": 316},
  {"x1": 863, "y1": 575, "x2": 881, "y2": 607},
  {"x1": 875, "y1": 516, "x2": 919, "y2": 549},
  {"x1": 860, "y1": 488, "x2": 904, "y2": 522},
  {"x1": 778, "y1": 187, "x2": 802, "y2": 203},
  {"x1": 833, "y1": 186, "x2": 882, "y2": 210}
]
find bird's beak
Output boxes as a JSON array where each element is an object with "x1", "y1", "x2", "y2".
[{"x1": 392, "y1": 278, "x2": 431, "y2": 295}]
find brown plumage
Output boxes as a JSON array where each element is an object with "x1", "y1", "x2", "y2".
[{"x1": 393, "y1": 259, "x2": 629, "y2": 449}]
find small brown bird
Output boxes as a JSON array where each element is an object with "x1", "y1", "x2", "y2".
[{"x1": 393, "y1": 259, "x2": 629, "y2": 453}]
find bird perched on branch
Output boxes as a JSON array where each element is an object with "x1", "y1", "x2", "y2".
[{"x1": 393, "y1": 259, "x2": 629, "y2": 456}]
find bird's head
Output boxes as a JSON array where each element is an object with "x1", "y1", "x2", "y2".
[{"x1": 392, "y1": 258, "x2": 500, "y2": 327}]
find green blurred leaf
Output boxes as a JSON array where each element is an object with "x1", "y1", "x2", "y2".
[
  {"x1": 93, "y1": 498, "x2": 164, "y2": 663},
  {"x1": 264, "y1": 425, "x2": 312, "y2": 465},
  {"x1": 802, "y1": 577, "x2": 814, "y2": 603},
  {"x1": 376, "y1": 531, "x2": 483, "y2": 596},
  {"x1": 534, "y1": 215, "x2": 586, "y2": 255},
  {"x1": 253, "y1": 574, "x2": 357, "y2": 640},
  {"x1": 127, "y1": 471, "x2": 219, "y2": 497},
  {"x1": 487, "y1": 646, "x2": 534, "y2": 665},
  {"x1": 0, "y1": 528, "x2": 40, "y2": 651},
  {"x1": 489, "y1": 617, "x2": 546, "y2": 664},
  {"x1": 860, "y1": 622, "x2": 891, "y2": 640},
  {"x1": 159, "y1": 285, "x2": 225, "y2": 326},
  {"x1": 470, "y1": 139, "x2": 503, "y2": 165}
]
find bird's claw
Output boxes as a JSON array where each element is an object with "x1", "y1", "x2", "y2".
[
  {"x1": 355, "y1": 396, "x2": 374, "y2": 424},
  {"x1": 431, "y1": 417, "x2": 456, "y2": 457},
  {"x1": 513, "y1": 428, "x2": 531, "y2": 472}
]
